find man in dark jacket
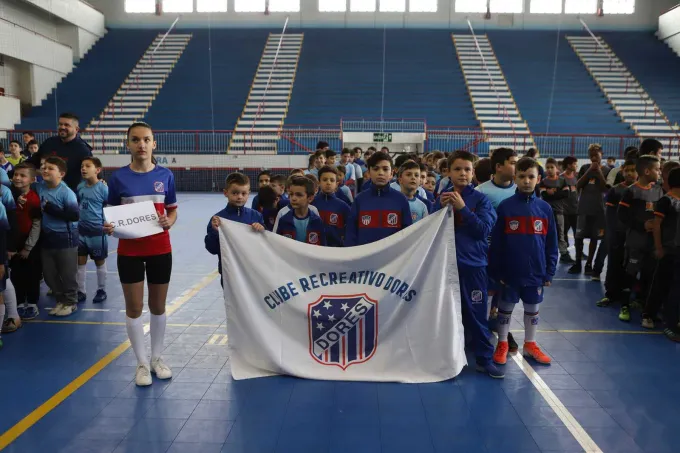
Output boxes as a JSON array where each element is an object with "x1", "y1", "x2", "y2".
[{"x1": 30, "y1": 113, "x2": 92, "y2": 192}]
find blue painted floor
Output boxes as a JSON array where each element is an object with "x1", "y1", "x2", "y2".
[{"x1": 1, "y1": 193, "x2": 678, "y2": 453}]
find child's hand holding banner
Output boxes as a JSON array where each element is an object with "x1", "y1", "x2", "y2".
[{"x1": 103, "y1": 201, "x2": 164, "y2": 239}]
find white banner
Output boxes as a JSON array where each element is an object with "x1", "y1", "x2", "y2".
[
  {"x1": 219, "y1": 208, "x2": 466, "y2": 383},
  {"x1": 103, "y1": 201, "x2": 164, "y2": 239}
]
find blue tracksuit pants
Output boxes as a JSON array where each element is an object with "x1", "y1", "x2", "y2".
[{"x1": 459, "y1": 264, "x2": 494, "y2": 365}]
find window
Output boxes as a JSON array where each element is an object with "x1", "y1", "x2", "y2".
[
  {"x1": 410, "y1": 0, "x2": 437, "y2": 12},
  {"x1": 380, "y1": 0, "x2": 405, "y2": 12},
  {"x1": 270, "y1": 0, "x2": 301, "y2": 11},
  {"x1": 455, "y1": 0, "x2": 488, "y2": 13},
  {"x1": 163, "y1": 0, "x2": 193, "y2": 12},
  {"x1": 351, "y1": 0, "x2": 376, "y2": 11},
  {"x1": 319, "y1": 0, "x2": 347, "y2": 11},
  {"x1": 603, "y1": 0, "x2": 635, "y2": 14},
  {"x1": 490, "y1": 0, "x2": 522, "y2": 13},
  {"x1": 235, "y1": 0, "x2": 265, "y2": 12},
  {"x1": 565, "y1": 0, "x2": 597, "y2": 14},
  {"x1": 530, "y1": 0, "x2": 562, "y2": 13},
  {"x1": 197, "y1": 0, "x2": 228, "y2": 12},
  {"x1": 125, "y1": 0, "x2": 155, "y2": 13}
]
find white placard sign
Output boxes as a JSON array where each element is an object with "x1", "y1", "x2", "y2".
[
  {"x1": 103, "y1": 201, "x2": 164, "y2": 239},
  {"x1": 219, "y1": 208, "x2": 466, "y2": 383}
]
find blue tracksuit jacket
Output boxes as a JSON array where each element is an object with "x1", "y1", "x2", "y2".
[
  {"x1": 345, "y1": 185, "x2": 413, "y2": 246},
  {"x1": 434, "y1": 185, "x2": 497, "y2": 268},
  {"x1": 488, "y1": 192, "x2": 559, "y2": 287},
  {"x1": 312, "y1": 192, "x2": 351, "y2": 247},
  {"x1": 205, "y1": 204, "x2": 264, "y2": 274},
  {"x1": 275, "y1": 208, "x2": 327, "y2": 246}
]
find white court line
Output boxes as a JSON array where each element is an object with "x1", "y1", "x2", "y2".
[{"x1": 511, "y1": 353, "x2": 604, "y2": 452}]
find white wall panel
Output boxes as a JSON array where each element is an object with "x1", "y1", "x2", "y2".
[
  {"x1": 29, "y1": 63, "x2": 63, "y2": 105},
  {"x1": 0, "y1": 94, "x2": 21, "y2": 128},
  {"x1": 19, "y1": 0, "x2": 105, "y2": 37},
  {"x1": 0, "y1": 17, "x2": 72, "y2": 74}
]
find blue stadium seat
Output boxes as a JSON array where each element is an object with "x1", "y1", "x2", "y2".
[
  {"x1": 603, "y1": 31, "x2": 680, "y2": 127},
  {"x1": 145, "y1": 29, "x2": 268, "y2": 130},
  {"x1": 17, "y1": 29, "x2": 159, "y2": 131},
  {"x1": 488, "y1": 30, "x2": 633, "y2": 136}
]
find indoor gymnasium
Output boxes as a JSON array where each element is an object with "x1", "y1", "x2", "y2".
[{"x1": 1, "y1": 0, "x2": 680, "y2": 452}]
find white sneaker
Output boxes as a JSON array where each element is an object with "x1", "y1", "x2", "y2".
[
  {"x1": 135, "y1": 364, "x2": 152, "y2": 386},
  {"x1": 54, "y1": 304, "x2": 77, "y2": 317},
  {"x1": 49, "y1": 303, "x2": 63, "y2": 316},
  {"x1": 151, "y1": 357, "x2": 172, "y2": 380}
]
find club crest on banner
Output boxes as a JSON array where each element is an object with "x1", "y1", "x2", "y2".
[
  {"x1": 509, "y1": 220, "x2": 519, "y2": 231},
  {"x1": 387, "y1": 213, "x2": 398, "y2": 226},
  {"x1": 308, "y1": 294, "x2": 378, "y2": 370},
  {"x1": 361, "y1": 215, "x2": 372, "y2": 226}
]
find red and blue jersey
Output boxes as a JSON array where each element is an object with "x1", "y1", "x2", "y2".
[
  {"x1": 345, "y1": 185, "x2": 413, "y2": 247},
  {"x1": 107, "y1": 165, "x2": 177, "y2": 257},
  {"x1": 312, "y1": 192, "x2": 351, "y2": 247},
  {"x1": 489, "y1": 191, "x2": 559, "y2": 286},
  {"x1": 434, "y1": 184, "x2": 496, "y2": 268}
]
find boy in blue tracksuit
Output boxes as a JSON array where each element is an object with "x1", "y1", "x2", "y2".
[
  {"x1": 489, "y1": 157, "x2": 558, "y2": 366},
  {"x1": 435, "y1": 151, "x2": 502, "y2": 379},
  {"x1": 345, "y1": 152, "x2": 413, "y2": 246},
  {"x1": 312, "y1": 166, "x2": 350, "y2": 247},
  {"x1": 275, "y1": 176, "x2": 326, "y2": 246},
  {"x1": 398, "y1": 161, "x2": 429, "y2": 224},
  {"x1": 205, "y1": 173, "x2": 265, "y2": 283}
]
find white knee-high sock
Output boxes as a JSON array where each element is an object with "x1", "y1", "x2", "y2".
[
  {"x1": 523, "y1": 303, "x2": 540, "y2": 343},
  {"x1": 497, "y1": 302, "x2": 515, "y2": 342},
  {"x1": 96, "y1": 263, "x2": 107, "y2": 290},
  {"x1": 4, "y1": 280, "x2": 18, "y2": 319},
  {"x1": 77, "y1": 264, "x2": 86, "y2": 294},
  {"x1": 125, "y1": 316, "x2": 147, "y2": 366},
  {"x1": 150, "y1": 313, "x2": 166, "y2": 360}
]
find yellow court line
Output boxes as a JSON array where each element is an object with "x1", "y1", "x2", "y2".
[{"x1": 0, "y1": 270, "x2": 219, "y2": 450}]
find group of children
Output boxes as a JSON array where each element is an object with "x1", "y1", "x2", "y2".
[
  {"x1": 205, "y1": 145, "x2": 561, "y2": 379},
  {"x1": 0, "y1": 154, "x2": 110, "y2": 349}
]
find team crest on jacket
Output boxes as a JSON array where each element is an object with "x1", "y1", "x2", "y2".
[
  {"x1": 361, "y1": 215, "x2": 372, "y2": 226},
  {"x1": 471, "y1": 290, "x2": 483, "y2": 303},
  {"x1": 509, "y1": 220, "x2": 520, "y2": 231},
  {"x1": 329, "y1": 213, "x2": 338, "y2": 225},
  {"x1": 534, "y1": 220, "x2": 543, "y2": 233},
  {"x1": 308, "y1": 232, "x2": 319, "y2": 244},
  {"x1": 154, "y1": 181, "x2": 165, "y2": 193},
  {"x1": 387, "y1": 213, "x2": 398, "y2": 226},
  {"x1": 308, "y1": 294, "x2": 378, "y2": 370}
]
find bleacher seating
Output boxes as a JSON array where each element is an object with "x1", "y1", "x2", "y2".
[
  {"x1": 13, "y1": 29, "x2": 680, "y2": 152},
  {"x1": 146, "y1": 29, "x2": 268, "y2": 131},
  {"x1": 286, "y1": 29, "x2": 383, "y2": 124},
  {"x1": 286, "y1": 29, "x2": 476, "y2": 127},
  {"x1": 17, "y1": 29, "x2": 159, "y2": 131},
  {"x1": 383, "y1": 30, "x2": 476, "y2": 127},
  {"x1": 488, "y1": 31, "x2": 632, "y2": 136},
  {"x1": 604, "y1": 31, "x2": 680, "y2": 127}
]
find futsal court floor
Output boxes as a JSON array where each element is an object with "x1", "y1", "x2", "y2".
[{"x1": 0, "y1": 193, "x2": 678, "y2": 453}]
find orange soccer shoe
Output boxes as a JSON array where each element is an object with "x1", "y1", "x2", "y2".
[{"x1": 523, "y1": 342, "x2": 551, "y2": 365}]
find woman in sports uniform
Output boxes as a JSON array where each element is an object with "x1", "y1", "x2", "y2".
[{"x1": 104, "y1": 122, "x2": 177, "y2": 386}]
